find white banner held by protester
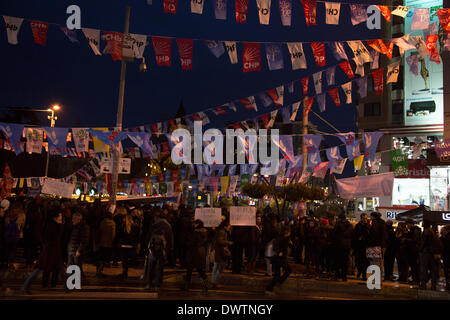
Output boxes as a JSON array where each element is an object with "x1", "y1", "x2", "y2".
[
  {"x1": 336, "y1": 172, "x2": 394, "y2": 199},
  {"x1": 195, "y1": 208, "x2": 222, "y2": 227},
  {"x1": 230, "y1": 206, "x2": 256, "y2": 226},
  {"x1": 119, "y1": 158, "x2": 131, "y2": 174},
  {"x1": 42, "y1": 179, "x2": 75, "y2": 199}
]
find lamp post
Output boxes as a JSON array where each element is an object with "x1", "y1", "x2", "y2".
[{"x1": 44, "y1": 104, "x2": 60, "y2": 177}]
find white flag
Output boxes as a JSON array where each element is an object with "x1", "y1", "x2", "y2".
[
  {"x1": 287, "y1": 42, "x2": 307, "y2": 70},
  {"x1": 312, "y1": 71, "x2": 323, "y2": 94},
  {"x1": 347, "y1": 41, "x2": 372, "y2": 64},
  {"x1": 26, "y1": 128, "x2": 43, "y2": 154},
  {"x1": 82, "y1": 28, "x2": 101, "y2": 55},
  {"x1": 122, "y1": 33, "x2": 147, "y2": 59},
  {"x1": 386, "y1": 60, "x2": 401, "y2": 84},
  {"x1": 391, "y1": 6, "x2": 410, "y2": 18},
  {"x1": 341, "y1": 82, "x2": 352, "y2": 104},
  {"x1": 354, "y1": 59, "x2": 365, "y2": 76},
  {"x1": 72, "y1": 128, "x2": 90, "y2": 153},
  {"x1": 325, "y1": 2, "x2": 341, "y2": 25},
  {"x1": 331, "y1": 158, "x2": 347, "y2": 174},
  {"x1": 191, "y1": 0, "x2": 205, "y2": 14},
  {"x1": 290, "y1": 102, "x2": 301, "y2": 121},
  {"x1": 408, "y1": 36, "x2": 429, "y2": 58},
  {"x1": 3, "y1": 16, "x2": 23, "y2": 45},
  {"x1": 224, "y1": 41, "x2": 238, "y2": 64},
  {"x1": 256, "y1": 0, "x2": 271, "y2": 25},
  {"x1": 268, "y1": 110, "x2": 278, "y2": 128}
]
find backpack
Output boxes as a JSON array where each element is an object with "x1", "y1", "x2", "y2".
[{"x1": 4, "y1": 220, "x2": 19, "y2": 243}]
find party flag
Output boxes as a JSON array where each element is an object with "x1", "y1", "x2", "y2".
[
  {"x1": 204, "y1": 40, "x2": 225, "y2": 58},
  {"x1": 411, "y1": 8, "x2": 429, "y2": 30},
  {"x1": 224, "y1": 41, "x2": 238, "y2": 64},
  {"x1": 29, "y1": 20, "x2": 49, "y2": 46},
  {"x1": 386, "y1": 61, "x2": 401, "y2": 83},
  {"x1": 301, "y1": 0, "x2": 317, "y2": 27},
  {"x1": 256, "y1": 0, "x2": 271, "y2": 25},
  {"x1": 279, "y1": 0, "x2": 292, "y2": 26},
  {"x1": 328, "y1": 87, "x2": 341, "y2": 106},
  {"x1": 325, "y1": 2, "x2": 341, "y2": 24},
  {"x1": 3, "y1": 16, "x2": 23, "y2": 45},
  {"x1": 236, "y1": 0, "x2": 249, "y2": 23},
  {"x1": 152, "y1": 36, "x2": 172, "y2": 66},
  {"x1": 311, "y1": 42, "x2": 325, "y2": 66},
  {"x1": 163, "y1": 0, "x2": 178, "y2": 14},
  {"x1": 341, "y1": 81, "x2": 352, "y2": 104},
  {"x1": 243, "y1": 42, "x2": 261, "y2": 72},
  {"x1": 176, "y1": 38, "x2": 194, "y2": 70},
  {"x1": 265, "y1": 43, "x2": 284, "y2": 70},
  {"x1": 372, "y1": 68, "x2": 384, "y2": 95},
  {"x1": 339, "y1": 60, "x2": 354, "y2": 79},
  {"x1": 287, "y1": 42, "x2": 307, "y2": 69},
  {"x1": 349, "y1": 4, "x2": 368, "y2": 25},
  {"x1": 214, "y1": 0, "x2": 227, "y2": 20}
]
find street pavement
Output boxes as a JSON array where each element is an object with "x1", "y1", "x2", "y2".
[{"x1": 1, "y1": 261, "x2": 449, "y2": 300}]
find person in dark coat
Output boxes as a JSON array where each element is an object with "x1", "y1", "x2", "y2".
[
  {"x1": 304, "y1": 219, "x2": 321, "y2": 277},
  {"x1": 231, "y1": 225, "x2": 248, "y2": 274},
  {"x1": 246, "y1": 216, "x2": 262, "y2": 274},
  {"x1": 265, "y1": 225, "x2": 292, "y2": 295},
  {"x1": 211, "y1": 220, "x2": 232, "y2": 288},
  {"x1": 352, "y1": 213, "x2": 370, "y2": 281},
  {"x1": 333, "y1": 214, "x2": 353, "y2": 281},
  {"x1": 183, "y1": 219, "x2": 209, "y2": 292},
  {"x1": 441, "y1": 225, "x2": 450, "y2": 291},
  {"x1": 23, "y1": 200, "x2": 43, "y2": 269},
  {"x1": 67, "y1": 212, "x2": 90, "y2": 273},
  {"x1": 405, "y1": 219, "x2": 421, "y2": 284},
  {"x1": 148, "y1": 208, "x2": 174, "y2": 263},
  {"x1": 116, "y1": 211, "x2": 140, "y2": 279},
  {"x1": 22, "y1": 210, "x2": 67, "y2": 293},
  {"x1": 96, "y1": 211, "x2": 116, "y2": 277},
  {"x1": 419, "y1": 221, "x2": 441, "y2": 290},
  {"x1": 0, "y1": 200, "x2": 9, "y2": 269},
  {"x1": 384, "y1": 220, "x2": 398, "y2": 281},
  {"x1": 262, "y1": 213, "x2": 279, "y2": 276},
  {"x1": 395, "y1": 222, "x2": 409, "y2": 282}
]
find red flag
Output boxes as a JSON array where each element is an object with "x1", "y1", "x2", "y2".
[
  {"x1": 176, "y1": 38, "x2": 194, "y2": 70},
  {"x1": 437, "y1": 9, "x2": 450, "y2": 33},
  {"x1": 339, "y1": 61, "x2": 354, "y2": 79},
  {"x1": 310, "y1": 42, "x2": 325, "y2": 66},
  {"x1": 301, "y1": 0, "x2": 317, "y2": 27},
  {"x1": 152, "y1": 36, "x2": 172, "y2": 66},
  {"x1": 372, "y1": 69, "x2": 384, "y2": 95},
  {"x1": 104, "y1": 31, "x2": 124, "y2": 61},
  {"x1": 191, "y1": 114, "x2": 201, "y2": 121},
  {"x1": 301, "y1": 76, "x2": 309, "y2": 95},
  {"x1": 266, "y1": 88, "x2": 282, "y2": 106},
  {"x1": 243, "y1": 42, "x2": 261, "y2": 72},
  {"x1": 367, "y1": 39, "x2": 394, "y2": 59},
  {"x1": 427, "y1": 35, "x2": 440, "y2": 64},
  {"x1": 236, "y1": 0, "x2": 249, "y2": 23},
  {"x1": 29, "y1": 20, "x2": 49, "y2": 46},
  {"x1": 239, "y1": 97, "x2": 258, "y2": 111},
  {"x1": 163, "y1": 0, "x2": 178, "y2": 14},
  {"x1": 261, "y1": 113, "x2": 270, "y2": 129},
  {"x1": 231, "y1": 123, "x2": 241, "y2": 129},
  {"x1": 328, "y1": 88, "x2": 341, "y2": 106},
  {"x1": 213, "y1": 107, "x2": 227, "y2": 115},
  {"x1": 304, "y1": 96, "x2": 314, "y2": 117},
  {"x1": 376, "y1": 6, "x2": 391, "y2": 22}
]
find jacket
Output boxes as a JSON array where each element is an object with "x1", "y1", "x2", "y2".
[
  {"x1": 334, "y1": 220, "x2": 354, "y2": 250},
  {"x1": 98, "y1": 217, "x2": 116, "y2": 248},
  {"x1": 37, "y1": 220, "x2": 64, "y2": 272},
  {"x1": 67, "y1": 222, "x2": 90, "y2": 256},
  {"x1": 368, "y1": 218, "x2": 387, "y2": 248},
  {"x1": 185, "y1": 226, "x2": 208, "y2": 269},
  {"x1": 352, "y1": 222, "x2": 370, "y2": 250},
  {"x1": 149, "y1": 217, "x2": 174, "y2": 252},
  {"x1": 214, "y1": 228, "x2": 232, "y2": 264}
]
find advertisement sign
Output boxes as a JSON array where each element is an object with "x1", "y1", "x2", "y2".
[
  {"x1": 390, "y1": 159, "x2": 430, "y2": 178},
  {"x1": 41, "y1": 179, "x2": 75, "y2": 199},
  {"x1": 336, "y1": 172, "x2": 394, "y2": 199},
  {"x1": 194, "y1": 208, "x2": 222, "y2": 227},
  {"x1": 376, "y1": 206, "x2": 417, "y2": 221},
  {"x1": 404, "y1": 0, "x2": 443, "y2": 126},
  {"x1": 229, "y1": 206, "x2": 256, "y2": 226}
]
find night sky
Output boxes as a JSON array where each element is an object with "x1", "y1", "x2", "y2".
[{"x1": 0, "y1": 0, "x2": 380, "y2": 148}]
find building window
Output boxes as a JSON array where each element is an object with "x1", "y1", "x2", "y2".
[{"x1": 364, "y1": 103, "x2": 381, "y2": 117}]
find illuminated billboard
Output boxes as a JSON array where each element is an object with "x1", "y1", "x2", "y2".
[{"x1": 404, "y1": 0, "x2": 444, "y2": 126}]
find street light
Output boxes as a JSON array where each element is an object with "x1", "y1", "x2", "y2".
[{"x1": 44, "y1": 104, "x2": 60, "y2": 177}]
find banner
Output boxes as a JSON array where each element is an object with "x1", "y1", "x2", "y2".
[
  {"x1": 72, "y1": 128, "x2": 90, "y2": 153},
  {"x1": 127, "y1": 132, "x2": 154, "y2": 157},
  {"x1": 336, "y1": 132, "x2": 355, "y2": 146},
  {"x1": 326, "y1": 66, "x2": 336, "y2": 85},
  {"x1": 372, "y1": 68, "x2": 384, "y2": 95},
  {"x1": 243, "y1": 42, "x2": 261, "y2": 72},
  {"x1": 390, "y1": 149, "x2": 409, "y2": 176},
  {"x1": 43, "y1": 127, "x2": 68, "y2": 154},
  {"x1": 3, "y1": 16, "x2": 23, "y2": 45},
  {"x1": 60, "y1": 26, "x2": 79, "y2": 43},
  {"x1": 331, "y1": 158, "x2": 347, "y2": 174},
  {"x1": 279, "y1": 0, "x2": 292, "y2": 26},
  {"x1": 214, "y1": 0, "x2": 227, "y2": 20},
  {"x1": 363, "y1": 131, "x2": 384, "y2": 162},
  {"x1": 256, "y1": 0, "x2": 271, "y2": 25},
  {"x1": 392, "y1": 6, "x2": 410, "y2": 18},
  {"x1": 310, "y1": 42, "x2": 325, "y2": 66},
  {"x1": 0, "y1": 122, "x2": 24, "y2": 155},
  {"x1": 88, "y1": 129, "x2": 127, "y2": 146},
  {"x1": 411, "y1": 8, "x2": 429, "y2": 30},
  {"x1": 367, "y1": 39, "x2": 394, "y2": 59},
  {"x1": 370, "y1": 49, "x2": 380, "y2": 69},
  {"x1": 328, "y1": 42, "x2": 348, "y2": 61},
  {"x1": 349, "y1": 4, "x2": 368, "y2": 25},
  {"x1": 386, "y1": 61, "x2": 401, "y2": 83},
  {"x1": 176, "y1": 38, "x2": 194, "y2": 70},
  {"x1": 336, "y1": 172, "x2": 394, "y2": 199},
  {"x1": 325, "y1": 2, "x2": 341, "y2": 25},
  {"x1": 328, "y1": 87, "x2": 341, "y2": 106},
  {"x1": 163, "y1": 0, "x2": 178, "y2": 14},
  {"x1": 41, "y1": 179, "x2": 75, "y2": 199},
  {"x1": 347, "y1": 41, "x2": 372, "y2": 64},
  {"x1": 265, "y1": 43, "x2": 284, "y2": 70},
  {"x1": 82, "y1": 28, "x2": 101, "y2": 55},
  {"x1": 195, "y1": 208, "x2": 222, "y2": 227},
  {"x1": 29, "y1": 20, "x2": 49, "y2": 46},
  {"x1": 122, "y1": 33, "x2": 147, "y2": 59},
  {"x1": 313, "y1": 161, "x2": 329, "y2": 179},
  {"x1": 205, "y1": 40, "x2": 225, "y2": 58},
  {"x1": 287, "y1": 42, "x2": 307, "y2": 70},
  {"x1": 326, "y1": 146, "x2": 342, "y2": 164},
  {"x1": 26, "y1": 128, "x2": 43, "y2": 154},
  {"x1": 301, "y1": 0, "x2": 317, "y2": 27},
  {"x1": 317, "y1": 93, "x2": 326, "y2": 112},
  {"x1": 426, "y1": 35, "x2": 440, "y2": 64},
  {"x1": 312, "y1": 71, "x2": 322, "y2": 94},
  {"x1": 104, "y1": 31, "x2": 124, "y2": 61},
  {"x1": 236, "y1": 0, "x2": 249, "y2": 23},
  {"x1": 341, "y1": 81, "x2": 352, "y2": 104},
  {"x1": 152, "y1": 36, "x2": 172, "y2": 66},
  {"x1": 307, "y1": 151, "x2": 321, "y2": 168},
  {"x1": 230, "y1": 206, "x2": 256, "y2": 226},
  {"x1": 191, "y1": 0, "x2": 205, "y2": 14},
  {"x1": 224, "y1": 41, "x2": 238, "y2": 64},
  {"x1": 339, "y1": 61, "x2": 354, "y2": 79}
]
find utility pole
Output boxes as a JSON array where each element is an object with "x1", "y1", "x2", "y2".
[
  {"x1": 302, "y1": 101, "x2": 308, "y2": 172},
  {"x1": 110, "y1": 5, "x2": 131, "y2": 208}
]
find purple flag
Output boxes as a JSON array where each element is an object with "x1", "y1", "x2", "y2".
[
  {"x1": 363, "y1": 132, "x2": 383, "y2": 162},
  {"x1": 328, "y1": 42, "x2": 348, "y2": 61},
  {"x1": 204, "y1": 40, "x2": 225, "y2": 58},
  {"x1": 406, "y1": 54, "x2": 419, "y2": 76},
  {"x1": 317, "y1": 93, "x2": 326, "y2": 113},
  {"x1": 214, "y1": 0, "x2": 227, "y2": 20},
  {"x1": 304, "y1": 134, "x2": 322, "y2": 152},
  {"x1": 411, "y1": 8, "x2": 430, "y2": 30},
  {"x1": 307, "y1": 151, "x2": 321, "y2": 168},
  {"x1": 356, "y1": 76, "x2": 368, "y2": 98},
  {"x1": 257, "y1": 92, "x2": 273, "y2": 107},
  {"x1": 60, "y1": 26, "x2": 79, "y2": 43},
  {"x1": 326, "y1": 146, "x2": 342, "y2": 165},
  {"x1": 350, "y1": 4, "x2": 368, "y2": 25},
  {"x1": 313, "y1": 161, "x2": 329, "y2": 179},
  {"x1": 127, "y1": 132, "x2": 154, "y2": 157},
  {"x1": 279, "y1": 0, "x2": 292, "y2": 26},
  {"x1": 278, "y1": 135, "x2": 295, "y2": 162},
  {"x1": 346, "y1": 140, "x2": 360, "y2": 161},
  {"x1": 326, "y1": 66, "x2": 336, "y2": 86},
  {"x1": 43, "y1": 127, "x2": 68, "y2": 154},
  {"x1": 265, "y1": 43, "x2": 284, "y2": 70},
  {"x1": 336, "y1": 132, "x2": 356, "y2": 146}
]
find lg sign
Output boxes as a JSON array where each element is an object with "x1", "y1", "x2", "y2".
[{"x1": 443, "y1": 213, "x2": 450, "y2": 221}]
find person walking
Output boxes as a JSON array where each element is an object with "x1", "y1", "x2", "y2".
[
  {"x1": 352, "y1": 213, "x2": 370, "y2": 281},
  {"x1": 384, "y1": 220, "x2": 398, "y2": 281},
  {"x1": 67, "y1": 212, "x2": 90, "y2": 274},
  {"x1": 23, "y1": 200, "x2": 43, "y2": 270},
  {"x1": 405, "y1": 219, "x2": 421, "y2": 284},
  {"x1": 116, "y1": 211, "x2": 140, "y2": 279},
  {"x1": 211, "y1": 220, "x2": 232, "y2": 289},
  {"x1": 395, "y1": 222, "x2": 409, "y2": 283},
  {"x1": 265, "y1": 225, "x2": 292, "y2": 295},
  {"x1": 96, "y1": 211, "x2": 116, "y2": 278},
  {"x1": 333, "y1": 214, "x2": 353, "y2": 281},
  {"x1": 304, "y1": 219, "x2": 321, "y2": 278},
  {"x1": 419, "y1": 220, "x2": 441, "y2": 290},
  {"x1": 367, "y1": 212, "x2": 387, "y2": 278}
]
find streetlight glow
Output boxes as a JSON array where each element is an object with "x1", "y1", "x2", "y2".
[{"x1": 52, "y1": 104, "x2": 61, "y2": 111}]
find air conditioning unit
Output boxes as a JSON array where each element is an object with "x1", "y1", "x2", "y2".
[{"x1": 409, "y1": 100, "x2": 436, "y2": 113}]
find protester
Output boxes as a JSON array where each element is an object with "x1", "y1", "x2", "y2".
[
  {"x1": 395, "y1": 222, "x2": 409, "y2": 283},
  {"x1": 246, "y1": 216, "x2": 262, "y2": 275},
  {"x1": 441, "y1": 225, "x2": 450, "y2": 291},
  {"x1": 405, "y1": 219, "x2": 421, "y2": 284},
  {"x1": 0, "y1": 199, "x2": 9, "y2": 269},
  {"x1": 23, "y1": 200, "x2": 43, "y2": 270},
  {"x1": 96, "y1": 211, "x2": 116, "y2": 278},
  {"x1": 116, "y1": 210, "x2": 140, "y2": 279},
  {"x1": 211, "y1": 220, "x2": 232, "y2": 289},
  {"x1": 419, "y1": 221, "x2": 441, "y2": 291},
  {"x1": 384, "y1": 220, "x2": 397, "y2": 281},
  {"x1": 67, "y1": 212, "x2": 90, "y2": 273},
  {"x1": 333, "y1": 214, "x2": 353, "y2": 281},
  {"x1": 367, "y1": 212, "x2": 387, "y2": 277},
  {"x1": 352, "y1": 213, "x2": 370, "y2": 281},
  {"x1": 304, "y1": 219, "x2": 321, "y2": 277}
]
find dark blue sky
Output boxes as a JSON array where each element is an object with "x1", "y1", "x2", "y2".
[{"x1": 0, "y1": 0, "x2": 380, "y2": 147}]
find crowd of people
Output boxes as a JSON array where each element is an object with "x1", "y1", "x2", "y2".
[{"x1": 0, "y1": 196, "x2": 449, "y2": 295}]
